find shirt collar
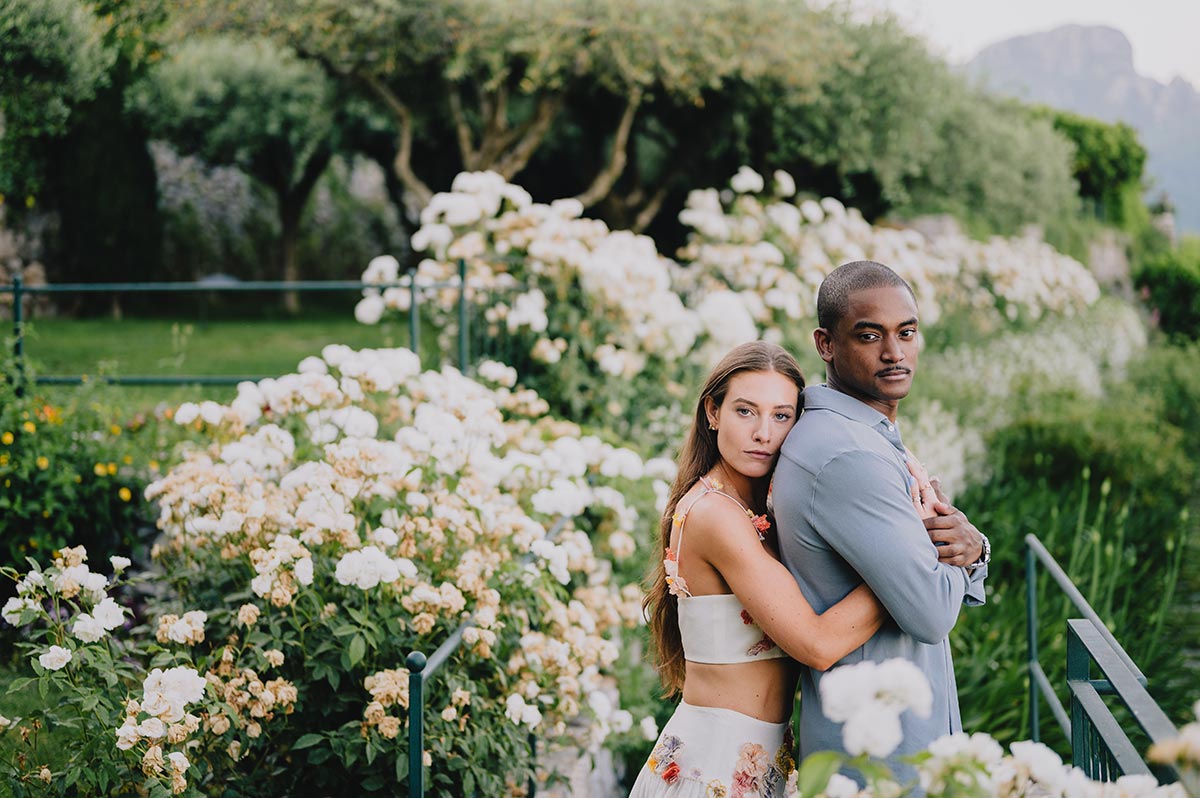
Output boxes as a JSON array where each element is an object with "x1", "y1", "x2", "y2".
[{"x1": 803, "y1": 384, "x2": 905, "y2": 450}]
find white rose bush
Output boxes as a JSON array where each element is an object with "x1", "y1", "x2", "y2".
[
  {"x1": 356, "y1": 167, "x2": 1104, "y2": 450},
  {"x1": 1, "y1": 346, "x2": 659, "y2": 797},
  {"x1": 786, "y1": 660, "x2": 1189, "y2": 798}
]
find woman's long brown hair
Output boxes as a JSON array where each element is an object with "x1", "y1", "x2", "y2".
[{"x1": 642, "y1": 341, "x2": 805, "y2": 696}]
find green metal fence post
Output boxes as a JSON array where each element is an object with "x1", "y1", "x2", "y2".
[
  {"x1": 1027, "y1": 544, "x2": 1040, "y2": 742},
  {"x1": 407, "y1": 650, "x2": 428, "y2": 797},
  {"x1": 1067, "y1": 623, "x2": 1089, "y2": 773},
  {"x1": 409, "y1": 274, "x2": 420, "y2": 365},
  {"x1": 458, "y1": 259, "x2": 468, "y2": 372},
  {"x1": 12, "y1": 274, "x2": 25, "y2": 397}
]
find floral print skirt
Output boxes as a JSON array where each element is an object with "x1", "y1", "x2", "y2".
[{"x1": 629, "y1": 701, "x2": 795, "y2": 798}]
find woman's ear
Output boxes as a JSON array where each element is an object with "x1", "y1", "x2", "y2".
[{"x1": 703, "y1": 396, "x2": 719, "y2": 430}]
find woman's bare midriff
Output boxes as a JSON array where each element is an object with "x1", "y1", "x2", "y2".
[{"x1": 681, "y1": 657, "x2": 800, "y2": 723}]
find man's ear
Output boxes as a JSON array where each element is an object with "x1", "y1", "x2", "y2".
[{"x1": 813, "y1": 328, "x2": 835, "y2": 364}]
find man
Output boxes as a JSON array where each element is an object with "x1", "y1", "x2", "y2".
[{"x1": 772, "y1": 260, "x2": 989, "y2": 781}]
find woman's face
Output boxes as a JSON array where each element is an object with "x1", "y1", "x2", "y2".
[{"x1": 706, "y1": 370, "x2": 800, "y2": 480}]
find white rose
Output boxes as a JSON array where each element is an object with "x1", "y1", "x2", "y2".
[
  {"x1": 109, "y1": 556, "x2": 131, "y2": 573},
  {"x1": 355, "y1": 295, "x2": 386, "y2": 325},
  {"x1": 640, "y1": 716, "x2": 659, "y2": 741},
  {"x1": 71, "y1": 613, "x2": 106, "y2": 643},
  {"x1": 92, "y1": 597, "x2": 126, "y2": 630},
  {"x1": 38, "y1": 645, "x2": 72, "y2": 671},
  {"x1": 293, "y1": 558, "x2": 313, "y2": 586},
  {"x1": 174, "y1": 403, "x2": 200, "y2": 425},
  {"x1": 137, "y1": 717, "x2": 167, "y2": 739},
  {"x1": 115, "y1": 722, "x2": 140, "y2": 750}
]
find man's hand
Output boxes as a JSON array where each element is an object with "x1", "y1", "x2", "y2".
[{"x1": 924, "y1": 478, "x2": 984, "y2": 567}]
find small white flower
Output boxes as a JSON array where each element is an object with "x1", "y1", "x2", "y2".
[
  {"x1": 773, "y1": 169, "x2": 796, "y2": 197},
  {"x1": 109, "y1": 556, "x2": 131, "y2": 573},
  {"x1": 730, "y1": 166, "x2": 765, "y2": 194},
  {"x1": 167, "y1": 751, "x2": 189, "y2": 773},
  {"x1": 640, "y1": 716, "x2": 659, "y2": 741}
]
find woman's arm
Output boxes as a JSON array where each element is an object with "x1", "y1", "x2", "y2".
[{"x1": 684, "y1": 497, "x2": 885, "y2": 671}]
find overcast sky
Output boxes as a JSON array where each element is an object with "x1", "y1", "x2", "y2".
[{"x1": 842, "y1": 0, "x2": 1200, "y2": 87}]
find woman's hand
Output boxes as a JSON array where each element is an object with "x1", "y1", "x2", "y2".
[{"x1": 905, "y1": 448, "x2": 939, "y2": 520}]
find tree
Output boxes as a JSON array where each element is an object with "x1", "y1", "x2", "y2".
[
  {"x1": 128, "y1": 35, "x2": 337, "y2": 310},
  {"x1": 1035, "y1": 108, "x2": 1147, "y2": 225},
  {"x1": 0, "y1": 0, "x2": 115, "y2": 200},
  {"x1": 169, "y1": 0, "x2": 844, "y2": 226}
]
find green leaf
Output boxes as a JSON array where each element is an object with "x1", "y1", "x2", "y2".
[
  {"x1": 348, "y1": 634, "x2": 366, "y2": 667},
  {"x1": 292, "y1": 733, "x2": 325, "y2": 750},
  {"x1": 797, "y1": 751, "x2": 843, "y2": 798},
  {"x1": 6, "y1": 677, "x2": 34, "y2": 694}
]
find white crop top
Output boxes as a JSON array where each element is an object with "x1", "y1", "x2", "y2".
[{"x1": 664, "y1": 476, "x2": 787, "y2": 664}]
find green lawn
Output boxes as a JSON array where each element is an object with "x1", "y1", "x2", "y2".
[{"x1": 11, "y1": 315, "x2": 419, "y2": 405}]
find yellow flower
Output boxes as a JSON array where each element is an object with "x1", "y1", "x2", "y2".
[
  {"x1": 36, "y1": 456, "x2": 49, "y2": 470},
  {"x1": 106, "y1": 462, "x2": 117, "y2": 475},
  {"x1": 110, "y1": 425, "x2": 122, "y2": 436},
  {"x1": 42, "y1": 510, "x2": 50, "y2": 518},
  {"x1": 21, "y1": 422, "x2": 35, "y2": 434},
  {"x1": 0, "y1": 454, "x2": 7, "y2": 466},
  {"x1": 122, "y1": 455, "x2": 132, "y2": 465},
  {"x1": 93, "y1": 463, "x2": 107, "y2": 477},
  {"x1": 149, "y1": 460, "x2": 160, "y2": 471},
  {"x1": 118, "y1": 487, "x2": 132, "y2": 502},
  {"x1": 73, "y1": 474, "x2": 81, "y2": 483},
  {"x1": 1, "y1": 432, "x2": 12, "y2": 445}
]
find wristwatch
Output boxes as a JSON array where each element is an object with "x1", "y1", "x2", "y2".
[{"x1": 968, "y1": 533, "x2": 991, "y2": 572}]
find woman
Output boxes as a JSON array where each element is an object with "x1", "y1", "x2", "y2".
[{"x1": 632, "y1": 341, "x2": 938, "y2": 797}]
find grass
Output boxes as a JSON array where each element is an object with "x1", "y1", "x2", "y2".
[{"x1": 11, "y1": 313, "x2": 420, "y2": 406}]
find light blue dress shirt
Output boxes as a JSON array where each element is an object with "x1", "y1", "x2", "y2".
[{"x1": 773, "y1": 385, "x2": 988, "y2": 783}]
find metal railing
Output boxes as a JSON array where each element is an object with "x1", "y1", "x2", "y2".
[
  {"x1": 404, "y1": 516, "x2": 568, "y2": 797},
  {"x1": 2, "y1": 262, "x2": 479, "y2": 391},
  {"x1": 1026, "y1": 533, "x2": 1180, "y2": 782}
]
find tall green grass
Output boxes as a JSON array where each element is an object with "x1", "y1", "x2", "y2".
[{"x1": 953, "y1": 468, "x2": 1187, "y2": 756}]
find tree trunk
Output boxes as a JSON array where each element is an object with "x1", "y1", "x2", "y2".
[
  {"x1": 275, "y1": 147, "x2": 332, "y2": 314},
  {"x1": 279, "y1": 196, "x2": 301, "y2": 314}
]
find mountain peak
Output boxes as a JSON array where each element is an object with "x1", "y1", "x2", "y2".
[
  {"x1": 972, "y1": 24, "x2": 1135, "y2": 87},
  {"x1": 967, "y1": 24, "x2": 1200, "y2": 233}
]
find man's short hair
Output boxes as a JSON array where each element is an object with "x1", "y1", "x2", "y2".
[{"x1": 817, "y1": 260, "x2": 916, "y2": 330}]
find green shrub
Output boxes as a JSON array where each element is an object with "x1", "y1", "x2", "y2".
[
  {"x1": 983, "y1": 393, "x2": 1195, "y2": 532},
  {"x1": 1127, "y1": 341, "x2": 1200, "y2": 453},
  {"x1": 0, "y1": 360, "x2": 177, "y2": 577},
  {"x1": 1135, "y1": 240, "x2": 1200, "y2": 340}
]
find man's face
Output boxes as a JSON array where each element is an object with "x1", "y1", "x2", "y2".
[{"x1": 815, "y1": 284, "x2": 920, "y2": 417}]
